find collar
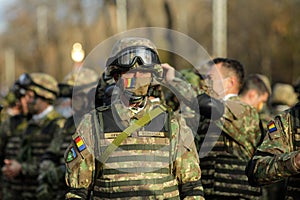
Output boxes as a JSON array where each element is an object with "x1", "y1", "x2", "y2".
[
  {"x1": 223, "y1": 94, "x2": 238, "y2": 101},
  {"x1": 32, "y1": 105, "x2": 54, "y2": 121}
]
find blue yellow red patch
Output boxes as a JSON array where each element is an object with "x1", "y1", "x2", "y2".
[
  {"x1": 267, "y1": 121, "x2": 277, "y2": 133},
  {"x1": 75, "y1": 136, "x2": 86, "y2": 151}
]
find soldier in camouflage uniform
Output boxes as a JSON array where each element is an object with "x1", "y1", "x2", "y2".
[
  {"x1": 239, "y1": 74, "x2": 287, "y2": 200},
  {"x1": 246, "y1": 101, "x2": 300, "y2": 200},
  {"x1": 65, "y1": 37, "x2": 204, "y2": 200},
  {"x1": 198, "y1": 58, "x2": 262, "y2": 199},
  {"x1": 0, "y1": 78, "x2": 30, "y2": 200},
  {"x1": 1, "y1": 73, "x2": 65, "y2": 200},
  {"x1": 35, "y1": 68, "x2": 100, "y2": 200},
  {"x1": 270, "y1": 83, "x2": 298, "y2": 116}
]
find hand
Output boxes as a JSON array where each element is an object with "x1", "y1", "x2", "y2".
[
  {"x1": 161, "y1": 63, "x2": 175, "y2": 82},
  {"x1": 1, "y1": 159, "x2": 22, "y2": 178}
]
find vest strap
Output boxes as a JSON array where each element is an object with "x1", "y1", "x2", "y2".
[{"x1": 99, "y1": 105, "x2": 167, "y2": 163}]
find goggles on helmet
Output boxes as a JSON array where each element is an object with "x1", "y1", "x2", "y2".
[
  {"x1": 18, "y1": 73, "x2": 57, "y2": 96},
  {"x1": 106, "y1": 46, "x2": 160, "y2": 68}
]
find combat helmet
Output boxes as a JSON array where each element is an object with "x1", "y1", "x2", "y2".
[
  {"x1": 105, "y1": 37, "x2": 163, "y2": 104},
  {"x1": 105, "y1": 37, "x2": 162, "y2": 79},
  {"x1": 58, "y1": 67, "x2": 100, "y2": 98},
  {"x1": 18, "y1": 72, "x2": 58, "y2": 102},
  {"x1": 271, "y1": 83, "x2": 298, "y2": 107}
]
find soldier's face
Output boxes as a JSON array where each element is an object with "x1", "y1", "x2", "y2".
[
  {"x1": 25, "y1": 90, "x2": 41, "y2": 115},
  {"x1": 253, "y1": 92, "x2": 269, "y2": 112},
  {"x1": 208, "y1": 64, "x2": 229, "y2": 98}
]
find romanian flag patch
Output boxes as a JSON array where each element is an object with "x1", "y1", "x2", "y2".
[
  {"x1": 124, "y1": 78, "x2": 135, "y2": 88},
  {"x1": 66, "y1": 147, "x2": 77, "y2": 162},
  {"x1": 267, "y1": 121, "x2": 277, "y2": 133},
  {"x1": 75, "y1": 136, "x2": 86, "y2": 152}
]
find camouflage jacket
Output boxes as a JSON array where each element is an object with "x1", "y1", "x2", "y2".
[
  {"x1": 199, "y1": 95, "x2": 262, "y2": 199},
  {"x1": 246, "y1": 102, "x2": 300, "y2": 199},
  {"x1": 216, "y1": 96, "x2": 262, "y2": 160},
  {"x1": 65, "y1": 98, "x2": 204, "y2": 200}
]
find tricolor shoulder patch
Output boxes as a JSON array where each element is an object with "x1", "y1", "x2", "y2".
[
  {"x1": 75, "y1": 136, "x2": 86, "y2": 151},
  {"x1": 267, "y1": 121, "x2": 277, "y2": 133},
  {"x1": 66, "y1": 147, "x2": 77, "y2": 162}
]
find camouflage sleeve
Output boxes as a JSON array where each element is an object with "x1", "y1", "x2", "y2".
[
  {"x1": 65, "y1": 114, "x2": 96, "y2": 200},
  {"x1": 172, "y1": 116, "x2": 204, "y2": 200},
  {"x1": 246, "y1": 112, "x2": 300, "y2": 186}
]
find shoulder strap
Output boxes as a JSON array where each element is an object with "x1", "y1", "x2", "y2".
[{"x1": 99, "y1": 105, "x2": 167, "y2": 163}]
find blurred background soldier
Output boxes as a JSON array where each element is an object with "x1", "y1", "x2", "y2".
[
  {"x1": 0, "y1": 77, "x2": 30, "y2": 200},
  {"x1": 270, "y1": 83, "x2": 298, "y2": 116},
  {"x1": 65, "y1": 37, "x2": 204, "y2": 199},
  {"x1": 238, "y1": 74, "x2": 286, "y2": 200},
  {"x1": 1, "y1": 73, "x2": 65, "y2": 200},
  {"x1": 246, "y1": 101, "x2": 300, "y2": 200},
  {"x1": 199, "y1": 58, "x2": 262, "y2": 200},
  {"x1": 36, "y1": 67, "x2": 100, "y2": 200}
]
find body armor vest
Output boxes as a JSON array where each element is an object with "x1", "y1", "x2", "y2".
[
  {"x1": 200, "y1": 129, "x2": 262, "y2": 200},
  {"x1": 92, "y1": 107, "x2": 181, "y2": 199},
  {"x1": 286, "y1": 103, "x2": 300, "y2": 199},
  {"x1": 20, "y1": 112, "x2": 63, "y2": 198},
  {"x1": 2, "y1": 115, "x2": 27, "y2": 198}
]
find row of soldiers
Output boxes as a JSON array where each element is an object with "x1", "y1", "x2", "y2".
[{"x1": 0, "y1": 37, "x2": 300, "y2": 199}]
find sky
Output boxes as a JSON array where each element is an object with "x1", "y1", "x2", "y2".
[{"x1": 0, "y1": 0, "x2": 15, "y2": 32}]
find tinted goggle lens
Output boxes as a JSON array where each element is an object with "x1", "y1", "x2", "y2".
[{"x1": 107, "y1": 47, "x2": 160, "y2": 68}]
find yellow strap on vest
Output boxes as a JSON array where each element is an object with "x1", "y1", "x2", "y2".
[{"x1": 99, "y1": 105, "x2": 167, "y2": 163}]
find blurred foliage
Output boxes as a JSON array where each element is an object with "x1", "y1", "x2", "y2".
[{"x1": 0, "y1": 0, "x2": 300, "y2": 93}]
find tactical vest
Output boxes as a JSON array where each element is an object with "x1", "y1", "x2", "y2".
[
  {"x1": 200, "y1": 130, "x2": 262, "y2": 200},
  {"x1": 286, "y1": 103, "x2": 300, "y2": 199},
  {"x1": 2, "y1": 115, "x2": 28, "y2": 198},
  {"x1": 20, "y1": 112, "x2": 64, "y2": 198},
  {"x1": 91, "y1": 106, "x2": 181, "y2": 199}
]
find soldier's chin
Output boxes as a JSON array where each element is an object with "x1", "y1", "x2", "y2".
[{"x1": 122, "y1": 92, "x2": 145, "y2": 106}]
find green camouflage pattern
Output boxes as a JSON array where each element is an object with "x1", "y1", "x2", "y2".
[
  {"x1": 29, "y1": 73, "x2": 59, "y2": 101},
  {"x1": 247, "y1": 103, "x2": 300, "y2": 199},
  {"x1": 0, "y1": 114, "x2": 28, "y2": 200},
  {"x1": 65, "y1": 98, "x2": 204, "y2": 199},
  {"x1": 62, "y1": 68, "x2": 99, "y2": 92},
  {"x1": 110, "y1": 37, "x2": 158, "y2": 58},
  {"x1": 17, "y1": 109, "x2": 65, "y2": 200},
  {"x1": 199, "y1": 95, "x2": 262, "y2": 199},
  {"x1": 216, "y1": 96, "x2": 262, "y2": 160}
]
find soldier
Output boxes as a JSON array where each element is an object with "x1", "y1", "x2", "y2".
[
  {"x1": 0, "y1": 78, "x2": 29, "y2": 200},
  {"x1": 198, "y1": 58, "x2": 262, "y2": 199},
  {"x1": 246, "y1": 101, "x2": 300, "y2": 200},
  {"x1": 1, "y1": 72, "x2": 65, "y2": 200},
  {"x1": 36, "y1": 68, "x2": 100, "y2": 200},
  {"x1": 270, "y1": 83, "x2": 298, "y2": 116},
  {"x1": 65, "y1": 37, "x2": 204, "y2": 199}
]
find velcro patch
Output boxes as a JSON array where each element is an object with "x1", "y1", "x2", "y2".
[
  {"x1": 66, "y1": 147, "x2": 77, "y2": 162},
  {"x1": 75, "y1": 136, "x2": 86, "y2": 152},
  {"x1": 267, "y1": 121, "x2": 277, "y2": 133}
]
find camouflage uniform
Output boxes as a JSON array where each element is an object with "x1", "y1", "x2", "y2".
[
  {"x1": 199, "y1": 96, "x2": 262, "y2": 199},
  {"x1": 65, "y1": 37, "x2": 204, "y2": 200},
  {"x1": 65, "y1": 98, "x2": 204, "y2": 200},
  {"x1": 2, "y1": 73, "x2": 66, "y2": 200},
  {"x1": 36, "y1": 68, "x2": 100, "y2": 200},
  {"x1": 246, "y1": 102, "x2": 300, "y2": 200},
  {"x1": 0, "y1": 80, "x2": 29, "y2": 200}
]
